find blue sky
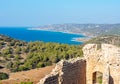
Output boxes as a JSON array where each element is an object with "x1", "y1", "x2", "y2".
[{"x1": 0, "y1": 0, "x2": 120, "y2": 26}]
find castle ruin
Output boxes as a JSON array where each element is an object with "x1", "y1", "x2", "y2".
[{"x1": 38, "y1": 44, "x2": 120, "y2": 84}]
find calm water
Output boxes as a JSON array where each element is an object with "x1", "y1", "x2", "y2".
[{"x1": 0, "y1": 27, "x2": 85, "y2": 45}]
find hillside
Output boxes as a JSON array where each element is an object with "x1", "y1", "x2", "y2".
[
  {"x1": 29, "y1": 24, "x2": 120, "y2": 37},
  {"x1": 1, "y1": 35, "x2": 120, "y2": 72},
  {"x1": 0, "y1": 35, "x2": 83, "y2": 76},
  {"x1": 84, "y1": 35, "x2": 120, "y2": 47},
  {"x1": 1, "y1": 34, "x2": 120, "y2": 83}
]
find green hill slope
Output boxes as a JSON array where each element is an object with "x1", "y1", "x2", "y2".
[{"x1": 0, "y1": 35, "x2": 83, "y2": 74}]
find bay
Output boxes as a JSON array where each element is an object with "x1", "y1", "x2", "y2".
[{"x1": 0, "y1": 27, "x2": 85, "y2": 45}]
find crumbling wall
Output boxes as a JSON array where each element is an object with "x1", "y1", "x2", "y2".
[
  {"x1": 62, "y1": 58, "x2": 86, "y2": 84},
  {"x1": 38, "y1": 43, "x2": 120, "y2": 84},
  {"x1": 83, "y1": 44, "x2": 120, "y2": 84},
  {"x1": 39, "y1": 74, "x2": 59, "y2": 84},
  {"x1": 102, "y1": 44, "x2": 120, "y2": 84},
  {"x1": 83, "y1": 44, "x2": 103, "y2": 84},
  {"x1": 38, "y1": 58, "x2": 86, "y2": 84}
]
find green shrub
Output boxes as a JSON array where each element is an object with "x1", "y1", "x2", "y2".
[
  {"x1": 0, "y1": 72, "x2": 9, "y2": 80},
  {"x1": 37, "y1": 62, "x2": 45, "y2": 68}
]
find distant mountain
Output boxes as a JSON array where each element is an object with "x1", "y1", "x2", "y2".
[{"x1": 30, "y1": 24, "x2": 120, "y2": 37}]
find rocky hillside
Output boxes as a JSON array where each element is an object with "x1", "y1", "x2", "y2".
[
  {"x1": 0, "y1": 35, "x2": 27, "y2": 72},
  {"x1": 85, "y1": 35, "x2": 120, "y2": 47}
]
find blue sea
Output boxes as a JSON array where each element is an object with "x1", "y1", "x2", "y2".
[{"x1": 0, "y1": 27, "x2": 85, "y2": 45}]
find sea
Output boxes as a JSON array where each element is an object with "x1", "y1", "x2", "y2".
[{"x1": 0, "y1": 27, "x2": 85, "y2": 45}]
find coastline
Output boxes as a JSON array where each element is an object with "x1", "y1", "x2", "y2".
[
  {"x1": 71, "y1": 37, "x2": 91, "y2": 43},
  {"x1": 27, "y1": 28, "x2": 93, "y2": 43},
  {"x1": 28, "y1": 28, "x2": 83, "y2": 35}
]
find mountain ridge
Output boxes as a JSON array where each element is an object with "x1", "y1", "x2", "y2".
[{"x1": 30, "y1": 23, "x2": 120, "y2": 37}]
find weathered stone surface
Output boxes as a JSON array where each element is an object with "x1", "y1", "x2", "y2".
[
  {"x1": 83, "y1": 44, "x2": 120, "y2": 84},
  {"x1": 38, "y1": 44, "x2": 120, "y2": 84},
  {"x1": 37, "y1": 58, "x2": 86, "y2": 84}
]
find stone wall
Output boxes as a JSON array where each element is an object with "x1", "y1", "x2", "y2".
[
  {"x1": 38, "y1": 58, "x2": 86, "y2": 84},
  {"x1": 38, "y1": 44, "x2": 120, "y2": 84},
  {"x1": 83, "y1": 44, "x2": 120, "y2": 84}
]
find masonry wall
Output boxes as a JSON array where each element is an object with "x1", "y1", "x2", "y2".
[
  {"x1": 61, "y1": 59, "x2": 86, "y2": 84},
  {"x1": 41, "y1": 74, "x2": 59, "y2": 84},
  {"x1": 38, "y1": 58, "x2": 86, "y2": 84},
  {"x1": 83, "y1": 44, "x2": 120, "y2": 84}
]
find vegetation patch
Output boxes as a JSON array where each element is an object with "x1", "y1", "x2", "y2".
[
  {"x1": 0, "y1": 72, "x2": 9, "y2": 80},
  {"x1": 0, "y1": 35, "x2": 83, "y2": 72}
]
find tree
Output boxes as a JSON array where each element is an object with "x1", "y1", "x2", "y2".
[
  {"x1": 14, "y1": 55, "x2": 21, "y2": 61},
  {"x1": 6, "y1": 61, "x2": 13, "y2": 69},
  {"x1": 15, "y1": 46, "x2": 21, "y2": 54},
  {"x1": 2, "y1": 48, "x2": 12, "y2": 55},
  {"x1": 37, "y1": 62, "x2": 45, "y2": 68}
]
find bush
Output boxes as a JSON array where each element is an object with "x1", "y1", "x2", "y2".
[
  {"x1": 37, "y1": 62, "x2": 45, "y2": 68},
  {"x1": 0, "y1": 72, "x2": 9, "y2": 80},
  {"x1": 20, "y1": 82, "x2": 33, "y2": 84}
]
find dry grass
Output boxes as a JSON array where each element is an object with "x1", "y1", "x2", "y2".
[{"x1": 1, "y1": 65, "x2": 55, "y2": 84}]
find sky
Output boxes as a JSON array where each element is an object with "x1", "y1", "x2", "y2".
[{"x1": 0, "y1": 0, "x2": 120, "y2": 27}]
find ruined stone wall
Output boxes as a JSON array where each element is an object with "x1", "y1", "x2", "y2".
[
  {"x1": 102, "y1": 44, "x2": 120, "y2": 84},
  {"x1": 38, "y1": 44, "x2": 120, "y2": 84},
  {"x1": 83, "y1": 44, "x2": 104, "y2": 84},
  {"x1": 83, "y1": 44, "x2": 120, "y2": 84},
  {"x1": 38, "y1": 58, "x2": 86, "y2": 84},
  {"x1": 61, "y1": 58, "x2": 86, "y2": 84}
]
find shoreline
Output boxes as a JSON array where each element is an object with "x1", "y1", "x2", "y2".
[
  {"x1": 27, "y1": 28, "x2": 84, "y2": 35},
  {"x1": 71, "y1": 37, "x2": 91, "y2": 43},
  {"x1": 27, "y1": 28, "x2": 93, "y2": 43}
]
